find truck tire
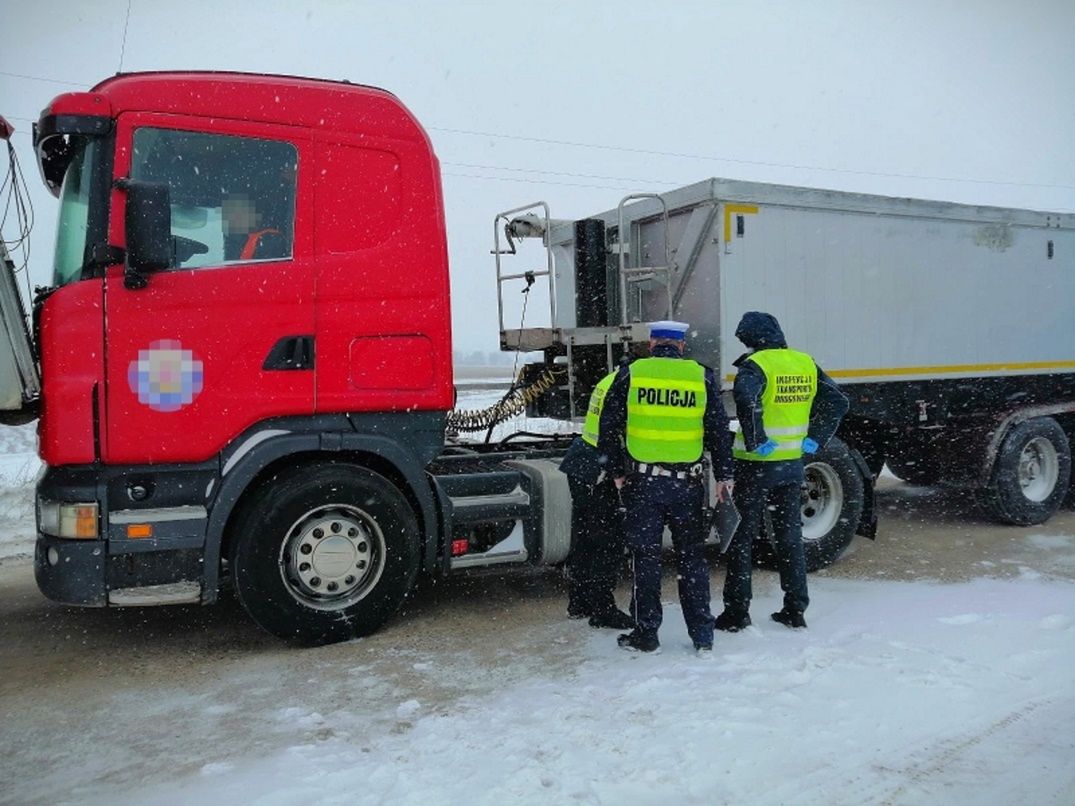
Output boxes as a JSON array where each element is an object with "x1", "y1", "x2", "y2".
[
  {"x1": 980, "y1": 417, "x2": 1071, "y2": 526},
  {"x1": 800, "y1": 438, "x2": 865, "y2": 570},
  {"x1": 230, "y1": 462, "x2": 420, "y2": 645},
  {"x1": 754, "y1": 437, "x2": 865, "y2": 572},
  {"x1": 1066, "y1": 425, "x2": 1075, "y2": 509}
]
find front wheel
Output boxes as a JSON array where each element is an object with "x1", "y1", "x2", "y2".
[{"x1": 230, "y1": 463, "x2": 420, "y2": 645}]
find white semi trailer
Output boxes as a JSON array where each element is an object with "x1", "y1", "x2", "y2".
[{"x1": 497, "y1": 178, "x2": 1075, "y2": 569}]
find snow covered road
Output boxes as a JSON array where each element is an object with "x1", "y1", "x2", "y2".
[
  {"x1": 3, "y1": 413, "x2": 1075, "y2": 804},
  {"x1": 2, "y1": 541, "x2": 1074, "y2": 804},
  {"x1": 129, "y1": 577, "x2": 1074, "y2": 806}
]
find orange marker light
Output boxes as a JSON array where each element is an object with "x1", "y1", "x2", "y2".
[
  {"x1": 126, "y1": 523, "x2": 153, "y2": 539},
  {"x1": 74, "y1": 505, "x2": 98, "y2": 538},
  {"x1": 58, "y1": 503, "x2": 99, "y2": 539}
]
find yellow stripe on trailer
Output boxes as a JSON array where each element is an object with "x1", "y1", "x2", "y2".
[{"x1": 725, "y1": 359, "x2": 1075, "y2": 384}]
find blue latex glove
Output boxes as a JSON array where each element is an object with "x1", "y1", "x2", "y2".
[
  {"x1": 755, "y1": 438, "x2": 778, "y2": 457},
  {"x1": 802, "y1": 437, "x2": 819, "y2": 455}
]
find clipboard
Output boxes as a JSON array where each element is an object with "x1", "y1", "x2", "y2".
[{"x1": 708, "y1": 498, "x2": 742, "y2": 554}]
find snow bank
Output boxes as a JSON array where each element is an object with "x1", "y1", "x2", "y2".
[
  {"x1": 0, "y1": 423, "x2": 38, "y2": 558},
  {"x1": 122, "y1": 576, "x2": 1075, "y2": 805}
]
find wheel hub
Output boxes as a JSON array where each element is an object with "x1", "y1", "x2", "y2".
[
  {"x1": 280, "y1": 506, "x2": 383, "y2": 608},
  {"x1": 1017, "y1": 437, "x2": 1059, "y2": 503},
  {"x1": 800, "y1": 462, "x2": 843, "y2": 542}
]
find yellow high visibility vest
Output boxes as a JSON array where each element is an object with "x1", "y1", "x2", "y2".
[
  {"x1": 626, "y1": 357, "x2": 707, "y2": 463},
  {"x1": 581, "y1": 371, "x2": 617, "y2": 447},
  {"x1": 733, "y1": 348, "x2": 817, "y2": 461}
]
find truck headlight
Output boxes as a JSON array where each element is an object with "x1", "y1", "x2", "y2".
[{"x1": 38, "y1": 499, "x2": 99, "y2": 539}]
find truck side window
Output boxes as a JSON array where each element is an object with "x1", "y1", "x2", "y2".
[{"x1": 130, "y1": 128, "x2": 297, "y2": 269}]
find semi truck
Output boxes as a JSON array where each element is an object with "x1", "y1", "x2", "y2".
[{"x1": 1, "y1": 72, "x2": 1073, "y2": 645}]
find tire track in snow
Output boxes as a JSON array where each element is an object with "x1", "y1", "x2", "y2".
[{"x1": 875, "y1": 698, "x2": 1052, "y2": 805}]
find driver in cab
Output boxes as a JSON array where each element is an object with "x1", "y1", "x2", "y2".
[{"x1": 222, "y1": 192, "x2": 287, "y2": 262}]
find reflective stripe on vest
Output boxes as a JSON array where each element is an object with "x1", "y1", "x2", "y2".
[
  {"x1": 240, "y1": 228, "x2": 280, "y2": 260},
  {"x1": 733, "y1": 348, "x2": 817, "y2": 462},
  {"x1": 626, "y1": 357, "x2": 707, "y2": 464},
  {"x1": 581, "y1": 371, "x2": 617, "y2": 447}
]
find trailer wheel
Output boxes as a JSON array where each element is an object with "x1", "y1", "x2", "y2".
[
  {"x1": 980, "y1": 417, "x2": 1071, "y2": 526},
  {"x1": 800, "y1": 438, "x2": 864, "y2": 570},
  {"x1": 754, "y1": 437, "x2": 864, "y2": 572},
  {"x1": 230, "y1": 462, "x2": 420, "y2": 645}
]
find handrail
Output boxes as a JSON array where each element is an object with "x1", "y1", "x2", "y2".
[
  {"x1": 616, "y1": 193, "x2": 673, "y2": 325},
  {"x1": 493, "y1": 201, "x2": 555, "y2": 333}
]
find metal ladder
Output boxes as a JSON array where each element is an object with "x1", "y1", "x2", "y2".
[{"x1": 616, "y1": 193, "x2": 674, "y2": 325}]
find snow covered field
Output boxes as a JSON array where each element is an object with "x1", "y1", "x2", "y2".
[{"x1": 0, "y1": 422, "x2": 37, "y2": 559}]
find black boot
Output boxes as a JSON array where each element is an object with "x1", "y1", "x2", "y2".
[
  {"x1": 714, "y1": 609, "x2": 752, "y2": 632},
  {"x1": 589, "y1": 608, "x2": 635, "y2": 630},
  {"x1": 617, "y1": 630, "x2": 660, "y2": 653},
  {"x1": 567, "y1": 594, "x2": 591, "y2": 620},
  {"x1": 771, "y1": 608, "x2": 807, "y2": 629},
  {"x1": 567, "y1": 603, "x2": 590, "y2": 620}
]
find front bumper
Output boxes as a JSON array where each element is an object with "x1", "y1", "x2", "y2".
[
  {"x1": 35, "y1": 534, "x2": 107, "y2": 606},
  {"x1": 34, "y1": 462, "x2": 214, "y2": 607}
]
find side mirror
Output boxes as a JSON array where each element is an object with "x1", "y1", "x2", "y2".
[{"x1": 123, "y1": 179, "x2": 172, "y2": 278}]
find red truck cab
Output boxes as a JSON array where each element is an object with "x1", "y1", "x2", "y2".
[
  {"x1": 36, "y1": 72, "x2": 453, "y2": 465},
  {"x1": 32, "y1": 73, "x2": 461, "y2": 641}
]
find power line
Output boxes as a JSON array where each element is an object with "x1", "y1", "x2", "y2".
[
  {"x1": 0, "y1": 70, "x2": 84, "y2": 88},
  {"x1": 429, "y1": 125, "x2": 1075, "y2": 192},
  {"x1": 4, "y1": 68, "x2": 1073, "y2": 193},
  {"x1": 443, "y1": 172, "x2": 642, "y2": 193},
  {"x1": 442, "y1": 161, "x2": 678, "y2": 187}
]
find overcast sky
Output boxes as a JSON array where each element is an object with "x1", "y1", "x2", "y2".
[{"x1": 4, "y1": 0, "x2": 1074, "y2": 352}]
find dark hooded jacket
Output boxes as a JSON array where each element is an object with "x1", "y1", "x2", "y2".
[
  {"x1": 735, "y1": 311, "x2": 788, "y2": 351},
  {"x1": 732, "y1": 311, "x2": 848, "y2": 462}
]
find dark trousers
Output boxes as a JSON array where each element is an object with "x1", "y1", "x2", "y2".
[
  {"x1": 723, "y1": 459, "x2": 810, "y2": 614},
  {"x1": 623, "y1": 474, "x2": 713, "y2": 646},
  {"x1": 567, "y1": 477, "x2": 626, "y2": 615}
]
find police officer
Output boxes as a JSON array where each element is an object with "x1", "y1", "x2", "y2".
[
  {"x1": 715, "y1": 311, "x2": 848, "y2": 632},
  {"x1": 598, "y1": 321, "x2": 734, "y2": 653},
  {"x1": 559, "y1": 370, "x2": 634, "y2": 629}
]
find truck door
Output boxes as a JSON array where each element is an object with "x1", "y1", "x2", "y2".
[{"x1": 103, "y1": 113, "x2": 315, "y2": 464}]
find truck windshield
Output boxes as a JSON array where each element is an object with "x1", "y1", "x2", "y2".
[{"x1": 52, "y1": 138, "x2": 99, "y2": 288}]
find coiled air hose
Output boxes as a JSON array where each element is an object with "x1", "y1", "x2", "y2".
[{"x1": 446, "y1": 366, "x2": 563, "y2": 434}]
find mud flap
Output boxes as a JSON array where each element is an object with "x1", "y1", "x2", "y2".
[{"x1": 849, "y1": 447, "x2": 878, "y2": 539}]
